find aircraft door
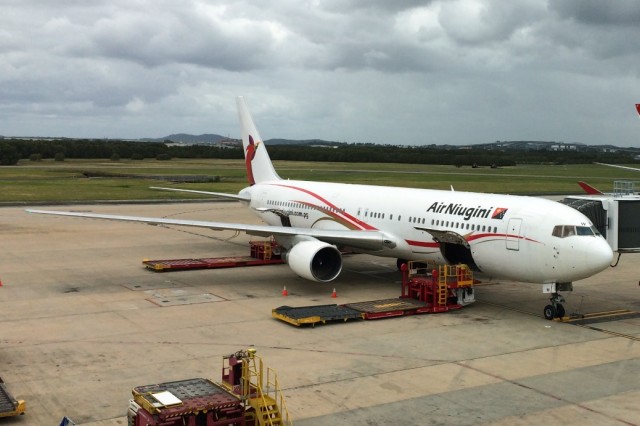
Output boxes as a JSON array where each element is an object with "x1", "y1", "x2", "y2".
[{"x1": 506, "y1": 218, "x2": 522, "y2": 251}]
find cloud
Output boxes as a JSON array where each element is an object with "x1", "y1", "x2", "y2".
[{"x1": 0, "y1": 0, "x2": 638, "y2": 146}]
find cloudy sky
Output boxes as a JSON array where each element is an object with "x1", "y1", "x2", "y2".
[{"x1": 1, "y1": 0, "x2": 639, "y2": 146}]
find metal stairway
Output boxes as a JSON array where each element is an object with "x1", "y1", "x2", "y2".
[{"x1": 240, "y1": 348, "x2": 292, "y2": 426}]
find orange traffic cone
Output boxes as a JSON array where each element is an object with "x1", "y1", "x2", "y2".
[
  {"x1": 331, "y1": 288, "x2": 337, "y2": 298},
  {"x1": 282, "y1": 285, "x2": 288, "y2": 296}
]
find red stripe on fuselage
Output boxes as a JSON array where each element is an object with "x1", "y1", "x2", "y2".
[
  {"x1": 270, "y1": 183, "x2": 377, "y2": 230},
  {"x1": 467, "y1": 233, "x2": 540, "y2": 244}
]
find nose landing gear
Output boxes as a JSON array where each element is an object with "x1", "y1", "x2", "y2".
[
  {"x1": 542, "y1": 282, "x2": 572, "y2": 320},
  {"x1": 544, "y1": 293, "x2": 566, "y2": 320}
]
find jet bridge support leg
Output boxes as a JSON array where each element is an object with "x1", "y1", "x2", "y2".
[{"x1": 542, "y1": 283, "x2": 572, "y2": 320}]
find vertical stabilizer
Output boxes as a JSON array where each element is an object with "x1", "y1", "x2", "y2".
[{"x1": 236, "y1": 97, "x2": 281, "y2": 185}]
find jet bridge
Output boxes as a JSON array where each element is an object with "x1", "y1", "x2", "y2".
[{"x1": 562, "y1": 180, "x2": 640, "y2": 253}]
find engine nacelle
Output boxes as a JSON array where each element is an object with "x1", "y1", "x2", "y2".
[{"x1": 286, "y1": 240, "x2": 342, "y2": 282}]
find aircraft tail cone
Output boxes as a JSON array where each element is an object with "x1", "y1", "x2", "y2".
[
  {"x1": 331, "y1": 288, "x2": 337, "y2": 298},
  {"x1": 282, "y1": 285, "x2": 288, "y2": 296}
]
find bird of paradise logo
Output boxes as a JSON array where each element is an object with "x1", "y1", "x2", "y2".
[
  {"x1": 491, "y1": 207, "x2": 508, "y2": 219},
  {"x1": 246, "y1": 135, "x2": 259, "y2": 185}
]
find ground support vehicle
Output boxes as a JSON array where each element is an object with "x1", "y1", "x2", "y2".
[
  {"x1": 273, "y1": 262, "x2": 475, "y2": 326},
  {"x1": 128, "y1": 348, "x2": 292, "y2": 426},
  {"x1": 0, "y1": 377, "x2": 25, "y2": 418}
]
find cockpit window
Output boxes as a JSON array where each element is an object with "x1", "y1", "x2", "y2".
[
  {"x1": 576, "y1": 226, "x2": 595, "y2": 236},
  {"x1": 552, "y1": 225, "x2": 595, "y2": 238}
]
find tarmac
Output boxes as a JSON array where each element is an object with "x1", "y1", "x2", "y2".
[{"x1": 0, "y1": 202, "x2": 638, "y2": 425}]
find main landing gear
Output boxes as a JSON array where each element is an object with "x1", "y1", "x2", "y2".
[{"x1": 542, "y1": 282, "x2": 572, "y2": 320}]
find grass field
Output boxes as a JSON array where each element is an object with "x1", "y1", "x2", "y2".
[{"x1": 1, "y1": 158, "x2": 639, "y2": 203}]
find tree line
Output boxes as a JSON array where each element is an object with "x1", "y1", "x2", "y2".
[{"x1": 0, "y1": 138, "x2": 637, "y2": 166}]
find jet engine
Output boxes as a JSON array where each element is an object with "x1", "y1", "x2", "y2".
[{"x1": 286, "y1": 240, "x2": 342, "y2": 282}]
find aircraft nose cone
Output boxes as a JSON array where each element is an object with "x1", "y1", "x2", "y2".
[{"x1": 588, "y1": 238, "x2": 613, "y2": 274}]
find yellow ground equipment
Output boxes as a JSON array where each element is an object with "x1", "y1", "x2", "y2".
[
  {"x1": 128, "y1": 348, "x2": 292, "y2": 426},
  {"x1": 0, "y1": 376, "x2": 25, "y2": 418}
]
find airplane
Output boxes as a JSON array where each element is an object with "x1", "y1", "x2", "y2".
[{"x1": 28, "y1": 97, "x2": 614, "y2": 320}]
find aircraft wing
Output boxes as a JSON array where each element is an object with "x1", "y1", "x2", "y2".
[
  {"x1": 26, "y1": 209, "x2": 392, "y2": 251},
  {"x1": 150, "y1": 187, "x2": 251, "y2": 201}
]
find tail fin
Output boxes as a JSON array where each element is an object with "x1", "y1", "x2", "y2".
[
  {"x1": 237, "y1": 96, "x2": 280, "y2": 185},
  {"x1": 578, "y1": 181, "x2": 604, "y2": 195}
]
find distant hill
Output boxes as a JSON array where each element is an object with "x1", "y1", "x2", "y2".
[
  {"x1": 471, "y1": 140, "x2": 640, "y2": 154},
  {"x1": 142, "y1": 134, "x2": 345, "y2": 147},
  {"x1": 138, "y1": 134, "x2": 640, "y2": 155},
  {"x1": 265, "y1": 138, "x2": 346, "y2": 147},
  {"x1": 141, "y1": 133, "x2": 228, "y2": 144}
]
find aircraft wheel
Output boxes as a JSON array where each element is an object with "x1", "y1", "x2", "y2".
[
  {"x1": 543, "y1": 304, "x2": 556, "y2": 320},
  {"x1": 555, "y1": 304, "x2": 565, "y2": 319}
]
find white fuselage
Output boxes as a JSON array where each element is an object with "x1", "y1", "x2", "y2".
[{"x1": 241, "y1": 180, "x2": 613, "y2": 284}]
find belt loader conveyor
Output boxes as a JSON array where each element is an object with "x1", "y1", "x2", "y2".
[
  {"x1": 273, "y1": 262, "x2": 476, "y2": 327},
  {"x1": 143, "y1": 240, "x2": 285, "y2": 271},
  {"x1": 0, "y1": 377, "x2": 25, "y2": 418}
]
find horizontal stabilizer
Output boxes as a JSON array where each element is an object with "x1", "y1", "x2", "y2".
[{"x1": 150, "y1": 187, "x2": 251, "y2": 202}]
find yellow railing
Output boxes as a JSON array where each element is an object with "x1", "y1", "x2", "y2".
[
  {"x1": 437, "y1": 269, "x2": 448, "y2": 306},
  {"x1": 241, "y1": 348, "x2": 292, "y2": 426},
  {"x1": 406, "y1": 261, "x2": 473, "y2": 306},
  {"x1": 263, "y1": 242, "x2": 272, "y2": 260}
]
